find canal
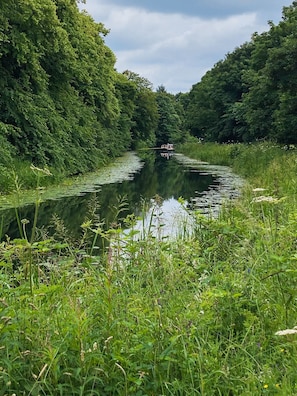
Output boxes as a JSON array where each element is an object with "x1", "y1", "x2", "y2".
[{"x1": 0, "y1": 151, "x2": 243, "y2": 241}]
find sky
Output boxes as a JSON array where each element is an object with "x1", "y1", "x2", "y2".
[{"x1": 79, "y1": 0, "x2": 293, "y2": 93}]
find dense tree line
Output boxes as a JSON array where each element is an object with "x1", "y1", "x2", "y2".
[
  {"x1": 0, "y1": 0, "x2": 185, "y2": 187},
  {"x1": 7, "y1": 0, "x2": 297, "y2": 188},
  {"x1": 1, "y1": 0, "x2": 121, "y2": 174},
  {"x1": 185, "y1": 1, "x2": 297, "y2": 144}
]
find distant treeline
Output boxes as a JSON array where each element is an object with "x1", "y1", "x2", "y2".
[
  {"x1": 185, "y1": 1, "x2": 297, "y2": 144},
  {"x1": 1, "y1": 0, "x2": 297, "y2": 188}
]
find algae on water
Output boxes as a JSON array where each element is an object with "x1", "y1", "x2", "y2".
[{"x1": 0, "y1": 152, "x2": 144, "y2": 210}]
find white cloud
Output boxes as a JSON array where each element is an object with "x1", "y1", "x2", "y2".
[{"x1": 80, "y1": 0, "x2": 270, "y2": 93}]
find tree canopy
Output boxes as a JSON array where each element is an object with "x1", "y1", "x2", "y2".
[
  {"x1": 185, "y1": 1, "x2": 297, "y2": 144},
  {"x1": 0, "y1": 0, "x2": 162, "y2": 188},
  {"x1": 2, "y1": 0, "x2": 296, "y2": 192}
]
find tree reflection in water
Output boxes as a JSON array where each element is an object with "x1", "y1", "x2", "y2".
[{"x1": 0, "y1": 152, "x2": 216, "y2": 242}]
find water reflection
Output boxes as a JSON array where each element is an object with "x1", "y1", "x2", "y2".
[
  {"x1": 160, "y1": 151, "x2": 174, "y2": 160},
  {"x1": 127, "y1": 197, "x2": 195, "y2": 241},
  {"x1": 0, "y1": 152, "x2": 216, "y2": 241}
]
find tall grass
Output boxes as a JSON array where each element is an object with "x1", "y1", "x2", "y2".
[
  {"x1": 178, "y1": 140, "x2": 235, "y2": 165},
  {"x1": 1, "y1": 142, "x2": 297, "y2": 394}
]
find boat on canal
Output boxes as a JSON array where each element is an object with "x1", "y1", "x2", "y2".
[{"x1": 160, "y1": 143, "x2": 174, "y2": 151}]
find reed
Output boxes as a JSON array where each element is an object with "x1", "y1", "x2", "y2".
[{"x1": 1, "y1": 142, "x2": 297, "y2": 394}]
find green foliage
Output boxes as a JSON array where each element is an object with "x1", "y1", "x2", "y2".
[
  {"x1": 155, "y1": 86, "x2": 185, "y2": 145},
  {"x1": 0, "y1": 122, "x2": 17, "y2": 167},
  {"x1": 1, "y1": 142, "x2": 297, "y2": 394},
  {"x1": 178, "y1": 139, "x2": 235, "y2": 165},
  {"x1": 0, "y1": 0, "x2": 157, "y2": 191},
  {"x1": 185, "y1": 2, "x2": 297, "y2": 144},
  {"x1": 114, "y1": 73, "x2": 137, "y2": 151},
  {"x1": 124, "y1": 71, "x2": 159, "y2": 149},
  {"x1": 186, "y1": 43, "x2": 252, "y2": 142}
]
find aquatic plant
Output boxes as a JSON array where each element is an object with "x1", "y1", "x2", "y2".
[{"x1": 1, "y1": 142, "x2": 297, "y2": 394}]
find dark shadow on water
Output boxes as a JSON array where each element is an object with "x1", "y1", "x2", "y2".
[{"x1": 0, "y1": 153, "x2": 216, "y2": 241}]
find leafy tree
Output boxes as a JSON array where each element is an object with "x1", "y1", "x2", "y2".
[
  {"x1": 122, "y1": 70, "x2": 153, "y2": 91},
  {"x1": 123, "y1": 71, "x2": 158, "y2": 149},
  {"x1": 175, "y1": 92, "x2": 190, "y2": 123},
  {"x1": 155, "y1": 86, "x2": 184, "y2": 145},
  {"x1": 0, "y1": 0, "x2": 129, "y2": 177},
  {"x1": 239, "y1": 3, "x2": 297, "y2": 143},
  {"x1": 186, "y1": 75, "x2": 221, "y2": 141},
  {"x1": 185, "y1": 3, "x2": 297, "y2": 144},
  {"x1": 114, "y1": 73, "x2": 137, "y2": 150},
  {"x1": 186, "y1": 43, "x2": 253, "y2": 142}
]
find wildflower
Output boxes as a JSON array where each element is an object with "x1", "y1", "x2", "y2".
[
  {"x1": 30, "y1": 164, "x2": 52, "y2": 176},
  {"x1": 138, "y1": 371, "x2": 148, "y2": 379},
  {"x1": 251, "y1": 195, "x2": 279, "y2": 204},
  {"x1": 252, "y1": 188, "x2": 266, "y2": 192},
  {"x1": 263, "y1": 384, "x2": 269, "y2": 389},
  {"x1": 20, "y1": 350, "x2": 31, "y2": 356},
  {"x1": 103, "y1": 336, "x2": 113, "y2": 349},
  {"x1": 1, "y1": 316, "x2": 12, "y2": 324},
  {"x1": 80, "y1": 341, "x2": 85, "y2": 362},
  {"x1": 275, "y1": 328, "x2": 297, "y2": 336},
  {"x1": 105, "y1": 336, "x2": 113, "y2": 343}
]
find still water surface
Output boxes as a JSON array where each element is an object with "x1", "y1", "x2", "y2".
[{"x1": 0, "y1": 152, "x2": 242, "y2": 241}]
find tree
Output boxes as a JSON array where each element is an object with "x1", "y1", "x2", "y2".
[
  {"x1": 186, "y1": 43, "x2": 253, "y2": 142},
  {"x1": 0, "y1": 0, "x2": 131, "y2": 177},
  {"x1": 240, "y1": 3, "x2": 297, "y2": 143},
  {"x1": 155, "y1": 86, "x2": 184, "y2": 145},
  {"x1": 114, "y1": 73, "x2": 137, "y2": 150},
  {"x1": 123, "y1": 71, "x2": 159, "y2": 149}
]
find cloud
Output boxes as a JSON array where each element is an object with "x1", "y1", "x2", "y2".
[
  {"x1": 80, "y1": 0, "x2": 273, "y2": 93},
  {"x1": 83, "y1": 0, "x2": 289, "y2": 20}
]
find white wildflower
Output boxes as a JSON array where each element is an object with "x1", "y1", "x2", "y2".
[
  {"x1": 275, "y1": 328, "x2": 297, "y2": 336},
  {"x1": 252, "y1": 188, "x2": 267, "y2": 192},
  {"x1": 251, "y1": 196, "x2": 278, "y2": 204},
  {"x1": 30, "y1": 164, "x2": 52, "y2": 176}
]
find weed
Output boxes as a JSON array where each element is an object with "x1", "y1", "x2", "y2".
[{"x1": 1, "y1": 142, "x2": 297, "y2": 394}]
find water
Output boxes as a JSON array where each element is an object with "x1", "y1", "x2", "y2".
[{"x1": 0, "y1": 152, "x2": 243, "y2": 241}]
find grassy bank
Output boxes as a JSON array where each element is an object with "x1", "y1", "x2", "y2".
[{"x1": 1, "y1": 142, "x2": 297, "y2": 395}]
